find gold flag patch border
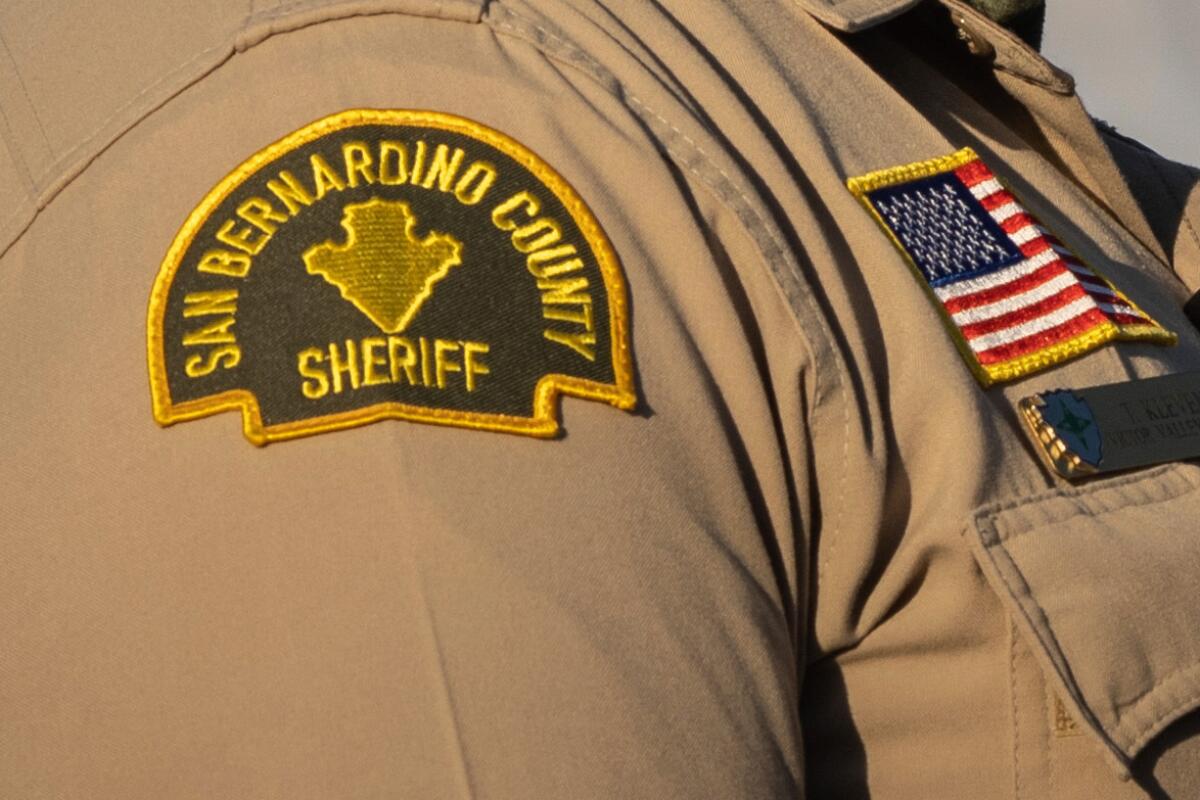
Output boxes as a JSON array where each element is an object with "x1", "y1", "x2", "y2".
[{"x1": 147, "y1": 109, "x2": 637, "y2": 445}]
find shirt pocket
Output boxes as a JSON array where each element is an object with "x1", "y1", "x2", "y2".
[{"x1": 966, "y1": 463, "x2": 1200, "y2": 774}]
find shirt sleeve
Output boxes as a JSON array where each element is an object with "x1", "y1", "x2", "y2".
[{"x1": 0, "y1": 4, "x2": 820, "y2": 798}]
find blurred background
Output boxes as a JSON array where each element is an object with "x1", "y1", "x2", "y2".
[{"x1": 1042, "y1": 0, "x2": 1200, "y2": 167}]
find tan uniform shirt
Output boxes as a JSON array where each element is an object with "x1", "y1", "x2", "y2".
[{"x1": 3, "y1": 1, "x2": 1200, "y2": 797}]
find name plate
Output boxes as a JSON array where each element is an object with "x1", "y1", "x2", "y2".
[{"x1": 1020, "y1": 372, "x2": 1200, "y2": 480}]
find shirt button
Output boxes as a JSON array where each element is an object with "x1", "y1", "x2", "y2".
[{"x1": 952, "y1": 11, "x2": 996, "y2": 59}]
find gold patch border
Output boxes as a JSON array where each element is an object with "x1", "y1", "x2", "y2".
[
  {"x1": 846, "y1": 147, "x2": 1176, "y2": 388},
  {"x1": 148, "y1": 109, "x2": 637, "y2": 445}
]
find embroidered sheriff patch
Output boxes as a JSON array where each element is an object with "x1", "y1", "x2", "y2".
[
  {"x1": 847, "y1": 148, "x2": 1175, "y2": 385},
  {"x1": 149, "y1": 109, "x2": 636, "y2": 444}
]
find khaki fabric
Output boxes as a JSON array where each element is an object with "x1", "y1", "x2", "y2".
[
  {"x1": 3, "y1": 1, "x2": 1200, "y2": 798},
  {"x1": 1101, "y1": 127, "x2": 1200, "y2": 295}
]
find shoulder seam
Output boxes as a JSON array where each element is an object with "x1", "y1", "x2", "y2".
[
  {"x1": 487, "y1": 2, "x2": 852, "y2": 577},
  {"x1": 488, "y1": 4, "x2": 841, "y2": 388},
  {"x1": 0, "y1": 0, "x2": 488, "y2": 259}
]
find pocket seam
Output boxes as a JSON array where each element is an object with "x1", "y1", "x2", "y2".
[
  {"x1": 985, "y1": 531, "x2": 1200, "y2": 728},
  {"x1": 973, "y1": 464, "x2": 1193, "y2": 544},
  {"x1": 1122, "y1": 663, "x2": 1200, "y2": 754},
  {"x1": 971, "y1": 463, "x2": 1200, "y2": 762}
]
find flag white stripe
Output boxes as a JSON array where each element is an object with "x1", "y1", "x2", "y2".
[
  {"x1": 968, "y1": 295, "x2": 1097, "y2": 352},
  {"x1": 989, "y1": 202, "x2": 1022, "y2": 224},
  {"x1": 933, "y1": 248, "x2": 1061, "y2": 301},
  {"x1": 1098, "y1": 301, "x2": 1144, "y2": 319},
  {"x1": 918, "y1": 167, "x2": 1160, "y2": 355},
  {"x1": 1009, "y1": 224, "x2": 1043, "y2": 246},
  {"x1": 950, "y1": 271, "x2": 1079, "y2": 325},
  {"x1": 1062, "y1": 264, "x2": 1118, "y2": 295},
  {"x1": 969, "y1": 178, "x2": 1004, "y2": 199}
]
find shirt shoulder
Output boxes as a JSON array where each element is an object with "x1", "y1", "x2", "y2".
[{"x1": 1096, "y1": 119, "x2": 1200, "y2": 290}]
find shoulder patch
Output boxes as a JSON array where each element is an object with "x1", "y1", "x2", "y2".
[
  {"x1": 149, "y1": 109, "x2": 637, "y2": 445},
  {"x1": 847, "y1": 147, "x2": 1176, "y2": 386}
]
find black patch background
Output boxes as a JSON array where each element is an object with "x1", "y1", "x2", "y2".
[{"x1": 163, "y1": 124, "x2": 616, "y2": 427}]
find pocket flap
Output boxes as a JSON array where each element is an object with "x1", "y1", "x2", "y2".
[{"x1": 968, "y1": 465, "x2": 1200, "y2": 769}]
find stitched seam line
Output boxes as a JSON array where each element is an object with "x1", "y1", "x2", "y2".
[
  {"x1": 1123, "y1": 669, "x2": 1200, "y2": 753},
  {"x1": 0, "y1": 24, "x2": 41, "y2": 237},
  {"x1": 621, "y1": 90, "x2": 851, "y2": 588},
  {"x1": 0, "y1": 99, "x2": 35, "y2": 204},
  {"x1": 488, "y1": 4, "x2": 852, "y2": 595},
  {"x1": 31, "y1": 39, "x2": 232, "y2": 195},
  {"x1": 0, "y1": 35, "x2": 233, "y2": 262},
  {"x1": 975, "y1": 527, "x2": 1116, "y2": 753},
  {"x1": 983, "y1": 525, "x2": 1200, "y2": 755},
  {"x1": 991, "y1": 474, "x2": 1198, "y2": 544},
  {"x1": 0, "y1": 1, "x2": 491, "y2": 261},
  {"x1": 1010, "y1": 619, "x2": 1023, "y2": 800},
  {"x1": 33, "y1": 0, "x2": 486, "y2": 190},
  {"x1": 0, "y1": 203, "x2": 29, "y2": 239},
  {"x1": 0, "y1": 27, "x2": 52, "y2": 159},
  {"x1": 993, "y1": 535, "x2": 1200, "y2": 754},
  {"x1": 973, "y1": 464, "x2": 1187, "y2": 540},
  {"x1": 1118, "y1": 659, "x2": 1200, "y2": 717},
  {"x1": 255, "y1": 0, "x2": 330, "y2": 23}
]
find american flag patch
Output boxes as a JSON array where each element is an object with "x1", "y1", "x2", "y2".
[{"x1": 848, "y1": 148, "x2": 1175, "y2": 385}]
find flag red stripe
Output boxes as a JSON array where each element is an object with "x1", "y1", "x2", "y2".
[
  {"x1": 1099, "y1": 311, "x2": 1147, "y2": 326},
  {"x1": 1018, "y1": 237, "x2": 1054, "y2": 259},
  {"x1": 978, "y1": 189, "x2": 1016, "y2": 211},
  {"x1": 959, "y1": 283, "x2": 1090, "y2": 339},
  {"x1": 954, "y1": 160, "x2": 993, "y2": 187},
  {"x1": 882, "y1": 158, "x2": 1165, "y2": 369},
  {"x1": 1000, "y1": 213, "x2": 1040, "y2": 236},
  {"x1": 940, "y1": 260, "x2": 1069, "y2": 313},
  {"x1": 1106, "y1": 311, "x2": 1151, "y2": 326},
  {"x1": 975, "y1": 308, "x2": 1111, "y2": 364}
]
